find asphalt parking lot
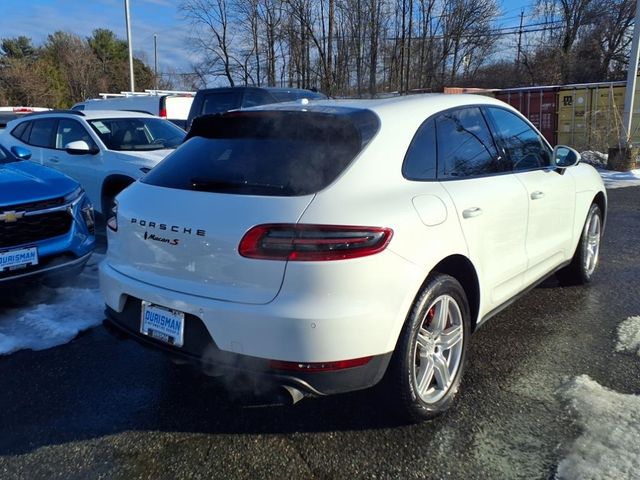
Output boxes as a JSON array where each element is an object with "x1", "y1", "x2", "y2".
[{"x1": 1, "y1": 186, "x2": 639, "y2": 480}]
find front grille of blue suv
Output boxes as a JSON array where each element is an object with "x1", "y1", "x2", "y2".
[{"x1": 0, "y1": 144, "x2": 95, "y2": 285}]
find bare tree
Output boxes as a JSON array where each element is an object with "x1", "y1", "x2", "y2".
[{"x1": 181, "y1": 0, "x2": 241, "y2": 86}]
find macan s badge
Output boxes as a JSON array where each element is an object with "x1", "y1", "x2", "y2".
[{"x1": 143, "y1": 231, "x2": 179, "y2": 246}]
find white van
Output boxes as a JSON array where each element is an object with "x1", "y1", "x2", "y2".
[{"x1": 73, "y1": 92, "x2": 193, "y2": 130}]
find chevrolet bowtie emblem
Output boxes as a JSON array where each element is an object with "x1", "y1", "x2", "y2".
[{"x1": 0, "y1": 210, "x2": 25, "y2": 223}]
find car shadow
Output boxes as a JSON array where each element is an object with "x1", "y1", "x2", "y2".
[{"x1": 0, "y1": 323, "x2": 450, "y2": 456}]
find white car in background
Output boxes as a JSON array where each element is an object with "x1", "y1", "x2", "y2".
[
  {"x1": 72, "y1": 92, "x2": 194, "y2": 130},
  {"x1": 100, "y1": 95, "x2": 606, "y2": 421},
  {"x1": 1, "y1": 110, "x2": 185, "y2": 215}
]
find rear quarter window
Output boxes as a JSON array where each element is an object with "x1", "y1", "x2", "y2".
[
  {"x1": 11, "y1": 121, "x2": 30, "y2": 140},
  {"x1": 403, "y1": 119, "x2": 437, "y2": 181},
  {"x1": 143, "y1": 109, "x2": 380, "y2": 196}
]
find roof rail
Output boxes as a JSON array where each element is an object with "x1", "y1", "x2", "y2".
[
  {"x1": 21, "y1": 109, "x2": 85, "y2": 118},
  {"x1": 97, "y1": 89, "x2": 195, "y2": 99},
  {"x1": 144, "y1": 89, "x2": 195, "y2": 96}
]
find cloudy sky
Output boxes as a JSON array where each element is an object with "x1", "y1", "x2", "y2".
[{"x1": 0, "y1": 0, "x2": 197, "y2": 72}]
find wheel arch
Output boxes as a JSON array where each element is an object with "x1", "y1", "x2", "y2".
[
  {"x1": 431, "y1": 254, "x2": 481, "y2": 332},
  {"x1": 101, "y1": 174, "x2": 135, "y2": 214},
  {"x1": 593, "y1": 190, "x2": 607, "y2": 231}
]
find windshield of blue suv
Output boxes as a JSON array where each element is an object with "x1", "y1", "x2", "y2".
[
  {"x1": 142, "y1": 109, "x2": 380, "y2": 196},
  {"x1": 88, "y1": 118, "x2": 185, "y2": 151}
]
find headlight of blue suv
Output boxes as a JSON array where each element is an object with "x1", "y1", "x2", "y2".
[
  {"x1": 64, "y1": 186, "x2": 84, "y2": 204},
  {"x1": 64, "y1": 187, "x2": 95, "y2": 234}
]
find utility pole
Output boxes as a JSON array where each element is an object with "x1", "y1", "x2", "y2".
[
  {"x1": 405, "y1": 0, "x2": 413, "y2": 94},
  {"x1": 154, "y1": 33, "x2": 158, "y2": 90},
  {"x1": 124, "y1": 0, "x2": 135, "y2": 92},
  {"x1": 608, "y1": 0, "x2": 640, "y2": 171},
  {"x1": 516, "y1": 9, "x2": 524, "y2": 66},
  {"x1": 399, "y1": 0, "x2": 406, "y2": 93},
  {"x1": 621, "y1": 0, "x2": 640, "y2": 147}
]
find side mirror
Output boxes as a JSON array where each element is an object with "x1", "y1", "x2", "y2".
[
  {"x1": 65, "y1": 140, "x2": 98, "y2": 155},
  {"x1": 553, "y1": 145, "x2": 580, "y2": 168},
  {"x1": 11, "y1": 146, "x2": 32, "y2": 160}
]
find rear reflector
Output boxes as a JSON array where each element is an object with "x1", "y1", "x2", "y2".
[
  {"x1": 269, "y1": 356, "x2": 373, "y2": 372},
  {"x1": 239, "y1": 224, "x2": 393, "y2": 261},
  {"x1": 159, "y1": 107, "x2": 167, "y2": 118}
]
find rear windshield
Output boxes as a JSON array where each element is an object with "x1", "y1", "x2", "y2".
[
  {"x1": 142, "y1": 109, "x2": 380, "y2": 196},
  {"x1": 0, "y1": 113, "x2": 21, "y2": 129},
  {"x1": 271, "y1": 90, "x2": 326, "y2": 102},
  {"x1": 88, "y1": 118, "x2": 186, "y2": 151},
  {"x1": 202, "y1": 92, "x2": 242, "y2": 115}
]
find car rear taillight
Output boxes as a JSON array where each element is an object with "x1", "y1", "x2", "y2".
[
  {"x1": 269, "y1": 356, "x2": 373, "y2": 372},
  {"x1": 159, "y1": 107, "x2": 167, "y2": 118},
  {"x1": 107, "y1": 203, "x2": 118, "y2": 232},
  {"x1": 239, "y1": 224, "x2": 393, "y2": 261}
]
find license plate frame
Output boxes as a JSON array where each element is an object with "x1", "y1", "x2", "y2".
[
  {"x1": 0, "y1": 246, "x2": 38, "y2": 272},
  {"x1": 140, "y1": 301, "x2": 185, "y2": 348}
]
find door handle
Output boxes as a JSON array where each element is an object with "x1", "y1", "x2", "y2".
[
  {"x1": 462, "y1": 207, "x2": 483, "y2": 219},
  {"x1": 531, "y1": 191, "x2": 545, "y2": 200}
]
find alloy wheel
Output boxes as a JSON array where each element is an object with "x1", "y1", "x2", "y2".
[
  {"x1": 412, "y1": 294, "x2": 464, "y2": 404},
  {"x1": 583, "y1": 210, "x2": 601, "y2": 276}
]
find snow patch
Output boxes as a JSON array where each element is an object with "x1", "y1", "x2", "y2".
[
  {"x1": 615, "y1": 316, "x2": 640, "y2": 357},
  {"x1": 0, "y1": 254, "x2": 104, "y2": 355},
  {"x1": 557, "y1": 375, "x2": 640, "y2": 480},
  {"x1": 598, "y1": 168, "x2": 640, "y2": 189},
  {"x1": 579, "y1": 150, "x2": 640, "y2": 189},
  {"x1": 580, "y1": 151, "x2": 608, "y2": 169}
]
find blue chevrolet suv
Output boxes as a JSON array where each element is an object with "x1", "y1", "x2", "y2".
[{"x1": 0, "y1": 143, "x2": 95, "y2": 286}]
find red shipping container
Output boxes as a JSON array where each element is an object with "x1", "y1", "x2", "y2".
[{"x1": 495, "y1": 88, "x2": 558, "y2": 146}]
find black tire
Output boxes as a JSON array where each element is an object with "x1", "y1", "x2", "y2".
[
  {"x1": 386, "y1": 273, "x2": 471, "y2": 422},
  {"x1": 557, "y1": 203, "x2": 602, "y2": 286}
]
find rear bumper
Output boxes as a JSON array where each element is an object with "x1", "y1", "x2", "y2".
[{"x1": 104, "y1": 296, "x2": 392, "y2": 396}]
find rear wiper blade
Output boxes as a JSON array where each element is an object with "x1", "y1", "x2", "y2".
[{"x1": 190, "y1": 178, "x2": 290, "y2": 192}]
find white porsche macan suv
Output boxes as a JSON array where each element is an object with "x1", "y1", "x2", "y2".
[{"x1": 100, "y1": 94, "x2": 606, "y2": 421}]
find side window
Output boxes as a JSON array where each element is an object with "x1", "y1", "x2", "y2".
[
  {"x1": 403, "y1": 118, "x2": 437, "y2": 181},
  {"x1": 242, "y1": 90, "x2": 273, "y2": 108},
  {"x1": 486, "y1": 107, "x2": 552, "y2": 171},
  {"x1": 55, "y1": 119, "x2": 96, "y2": 150},
  {"x1": 27, "y1": 119, "x2": 57, "y2": 148},
  {"x1": 436, "y1": 107, "x2": 503, "y2": 178},
  {"x1": 11, "y1": 121, "x2": 30, "y2": 141}
]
